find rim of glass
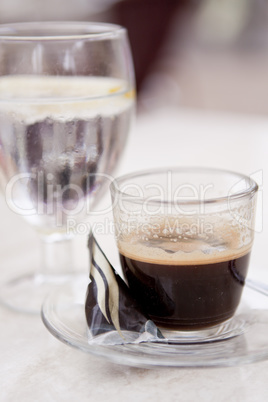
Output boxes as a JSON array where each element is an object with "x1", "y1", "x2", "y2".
[
  {"x1": 0, "y1": 21, "x2": 126, "y2": 41},
  {"x1": 110, "y1": 167, "x2": 258, "y2": 206}
]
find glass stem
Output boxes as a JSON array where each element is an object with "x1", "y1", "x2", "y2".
[{"x1": 39, "y1": 235, "x2": 74, "y2": 278}]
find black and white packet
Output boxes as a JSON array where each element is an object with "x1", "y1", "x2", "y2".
[{"x1": 85, "y1": 235, "x2": 164, "y2": 345}]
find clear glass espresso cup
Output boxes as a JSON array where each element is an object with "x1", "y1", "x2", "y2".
[{"x1": 110, "y1": 167, "x2": 258, "y2": 333}]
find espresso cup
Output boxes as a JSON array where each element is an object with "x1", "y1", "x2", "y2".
[{"x1": 110, "y1": 167, "x2": 258, "y2": 332}]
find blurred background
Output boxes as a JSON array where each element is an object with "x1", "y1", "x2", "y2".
[{"x1": 1, "y1": 0, "x2": 268, "y2": 116}]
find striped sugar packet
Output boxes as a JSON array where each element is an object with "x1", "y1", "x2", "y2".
[{"x1": 85, "y1": 234, "x2": 164, "y2": 345}]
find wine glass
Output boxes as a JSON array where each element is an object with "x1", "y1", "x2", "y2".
[{"x1": 0, "y1": 22, "x2": 135, "y2": 313}]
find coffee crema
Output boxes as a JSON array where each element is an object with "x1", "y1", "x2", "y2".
[{"x1": 118, "y1": 237, "x2": 251, "y2": 330}]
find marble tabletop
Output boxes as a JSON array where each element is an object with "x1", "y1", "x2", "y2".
[{"x1": 1, "y1": 106, "x2": 268, "y2": 401}]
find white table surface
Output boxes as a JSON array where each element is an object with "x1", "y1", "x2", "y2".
[{"x1": 1, "y1": 106, "x2": 268, "y2": 401}]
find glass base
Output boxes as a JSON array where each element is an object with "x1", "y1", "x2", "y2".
[
  {"x1": 159, "y1": 317, "x2": 247, "y2": 344},
  {"x1": 0, "y1": 272, "x2": 81, "y2": 314},
  {"x1": 41, "y1": 276, "x2": 268, "y2": 368}
]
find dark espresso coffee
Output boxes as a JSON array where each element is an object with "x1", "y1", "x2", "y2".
[{"x1": 119, "y1": 240, "x2": 251, "y2": 330}]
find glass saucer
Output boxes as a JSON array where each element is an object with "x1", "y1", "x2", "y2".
[{"x1": 41, "y1": 274, "x2": 268, "y2": 368}]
